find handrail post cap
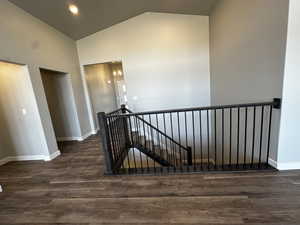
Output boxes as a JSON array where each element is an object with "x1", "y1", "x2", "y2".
[{"x1": 273, "y1": 98, "x2": 281, "y2": 109}]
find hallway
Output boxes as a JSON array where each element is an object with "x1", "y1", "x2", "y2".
[{"x1": 0, "y1": 135, "x2": 300, "y2": 224}]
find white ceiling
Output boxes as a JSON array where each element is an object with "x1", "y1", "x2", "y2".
[{"x1": 9, "y1": 0, "x2": 218, "y2": 40}]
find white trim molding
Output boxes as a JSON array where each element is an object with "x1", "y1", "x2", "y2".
[
  {"x1": 0, "y1": 150, "x2": 61, "y2": 166},
  {"x1": 268, "y1": 158, "x2": 300, "y2": 170},
  {"x1": 268, "y1": 158, "x2": 277, "y2": 168},
  {"x1": 91, "y1": 129, "x2": 99, "y2": 135},
  {"x1": 44, "y1": 150, "x2": 61, "y2": 161},
  {"x1": 77, "y1": 130, "x2": 93, "y2": 141},
  {"x1": 56, "y1": 136, "x2": 80, "y2": 142},
  {"x1": 0, "y1": 157, "x2": 11, "y2": 166},
  {"x1": 56, "y1": 130, "x2": 97, "y2": 142},
  {"x1": 277, "y1": 162, "x2": 300, "y2": 170}
]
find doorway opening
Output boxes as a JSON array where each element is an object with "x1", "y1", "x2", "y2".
[
  {"x1": 40, "y1": 68, "x2": 80, "y2": 142},
  {"x1": 83, "y1": 61, "x2": 127, "y2": 130}
]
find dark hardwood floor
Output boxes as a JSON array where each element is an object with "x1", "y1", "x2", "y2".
[{"x1": 1, "y1": 134, "x2": 300, "y2": 224}]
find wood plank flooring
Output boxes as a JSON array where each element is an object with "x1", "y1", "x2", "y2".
[{"x1": 0, "y1": 134, "x2": 300, "y2": 224}]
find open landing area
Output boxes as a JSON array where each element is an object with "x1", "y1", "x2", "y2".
[{"x1": 0, "y1": 135, "x2": 300, "y2": 225}]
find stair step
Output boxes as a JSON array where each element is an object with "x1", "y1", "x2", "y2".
[
  {"x1": 130, "y1": 131, "x2": 184, "y2": 167},
  {"x1": 132, "y1": 143, "x2": 173, "y2": 167}
]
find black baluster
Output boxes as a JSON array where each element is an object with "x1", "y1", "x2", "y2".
[
  {"x1": 177, "y1": 112, "x2": 183, "y2": 172},
  {"x1": 134, "y1": 116, "x2": 143, "y2": 172},
  {"x1": 170, "y1": 113, "x2": 176, "y2": 170},
  {"x1": 128, "y1": 116, "x2": 137, "y2": 173},
  {"x1": 111, "y1": 117, "x2": 121, "y2": 166},
  {"x1": 251, "y1": 107, "x2": 256, "y2": 168},
  {"x1": 237, "y1": 107, "x2": 240, "y2": 169},
  {"x1": 149, "y1": 114, "x2": 156, "y2": 173},
  {"x1": 207, "y1": 110, "x2": 210, "y2": 170},
  {"x1": 244, "y1": 107, "x2": 248, "y2": 168},
  {"x1": 142, "y1": 115, "x2": 150, "y2": 172},
  {"x1": 259, "y1": 106, "x2": 265, "y2": 169},
  {"x1": 156, "y1": 114, "x2": 163, "y2": 173},
  {"x1": 107, "y1": 117, "x2": 117, "y2": 163},
  {"x1": 229, "y1": 108, "x2": 232, "y2": 167},
  {"x1": 184, "y1": 112, "x2": 188, "y2": 165},
  {"x1": 266, "y1": 105, "x2": 273, "y2": 168},
  {"x1": 222, "y1": 109, "x2": 224, "y2": 169},
  {"x1": 199, "y1": 110, "x2": 203, "y2": 170},
  {"x1": 214, "y1": 109, "x2": 217, "y2": 169},
  {"x1": 125, "y1": 117, "x2": 131, "y2": 172},
  {"x1": 163, "y1": 113, "x2": 169, "y2": 172},
  {"x1": 192, "y1": 111, "x2": 195, "y2": 171}
]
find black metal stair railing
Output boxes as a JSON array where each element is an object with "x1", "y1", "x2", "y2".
[{"x1": 98, "y1": 98, "x2": 281, "y2": 175}]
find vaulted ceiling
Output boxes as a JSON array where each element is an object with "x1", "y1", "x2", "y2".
[{"x1": 9, "y1": 0, "x2": 217, "y2": 40}]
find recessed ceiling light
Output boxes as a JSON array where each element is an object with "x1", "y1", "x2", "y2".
[{"x1": 69, "y1": 4, "x2": 79, "y2": 15}]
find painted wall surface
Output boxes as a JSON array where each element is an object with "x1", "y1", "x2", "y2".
[
  {"x1": 0, "y1": 62, "x2": 49, "y2": 159},
  {"x1": 209, "y1": 0, "x2": 289, "y2": 162},
  {"x1": 277, "y1": 0, "x2": 300, "y2": 169},
  {"x1": 210, "y1": 0, "x2": 289, "y2": 105},
  {"x1": 40, "y1": 69, "x2": 81, "y2": 139},
  {"x1": 0, "y1": 0, "x2": 91, "y2": 156},
  {"x1": 84, "y1": 63, "x2": 118, "y2": 129},
  {"x1": 77, "y1": 13, "x2": 211, "y2": 129}
]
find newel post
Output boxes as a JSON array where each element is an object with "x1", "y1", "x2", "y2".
[{"x1": 97, "y1": 112, "x2": 114, "y2": 174}]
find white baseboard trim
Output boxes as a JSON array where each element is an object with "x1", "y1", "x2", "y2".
[
  {"x1": 56, "y1": 136, "x2": 80, "y2": 142},
  {"x1": 0, "y1": 150, "x2": 61, "y2": 166},
  {"x1": 277, "y1": 162, "x2": 300, "y2": 170},
  {"x1": 6, "y1": 155, "x2": 46, "y2": 162},
  {"x1": 77, "y1": 131, "x2": 93, "y2": 141},
  {"x1": 0, "y1": 157, "x2": 11, "y2": 166},
  {"x1": 57, "y1": 130, "x2": 97, "y2": 142},
  {"x1": 44, "y1": 150, "x2": 61, "y2": 161},
  {"x1": 91, "y1": 129, "x2": 99, "y2": 135},
  {"x1": 268, "y1": 158, "x2": 277, "y2": 168},
  {"x1": 268, "y1": 158, "x2": 300, "y2": 170}
]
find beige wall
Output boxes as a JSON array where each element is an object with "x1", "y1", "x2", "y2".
[
  {"x1": 77, "y1": 12, "x2": 211, "y2": 131},
  {"x1": 0, "y1": 62, "x2": 49, "y2": 159},
  {"x1": 84, "y1": 63, "x2": 118, "y2": 129},
  {"x1": 209, "y1": 0, "x2": 289, "y2": 162},
  {"x1": 40, "y1": 69, "x2": 81, "y2": 140},
  {"x1": 0, "y1": 0, "x2": 91, "y2": 156}
]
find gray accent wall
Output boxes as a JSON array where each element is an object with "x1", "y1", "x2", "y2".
[
  {"x1": 0, "y1": 0, "x2": 91, "y2": 157},
  {"x1": 209, "y1": 0, "x2": 289, "y2": 161}
]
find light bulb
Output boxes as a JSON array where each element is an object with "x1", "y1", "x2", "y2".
[{"x1": 69, "y1": 4, "x2": 79, "y2": 15}]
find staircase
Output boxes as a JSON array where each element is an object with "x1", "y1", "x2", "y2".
[
  {"x1": 131, "y1": 131, "x2": 173, "y2": 167},
  {"x1": 98, "y1": 99, "x2": 281, "y2": 175}
]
